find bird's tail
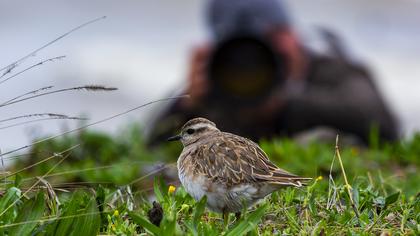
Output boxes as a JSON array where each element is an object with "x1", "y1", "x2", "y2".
[{"x1": 268, "y1": 176, "x2": 313, "y2": 187}]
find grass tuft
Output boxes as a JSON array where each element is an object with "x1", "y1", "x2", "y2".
[{"x1": 0, "y1": 127, "x2": 418, "y2": 235}]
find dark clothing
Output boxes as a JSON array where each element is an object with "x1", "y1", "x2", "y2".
[
  {"x1": 146, "y1": 52, "x2": 398, "y2": 146},
  {"x1": 280, "y1": 54, "x2": 398, "y2": 143}
]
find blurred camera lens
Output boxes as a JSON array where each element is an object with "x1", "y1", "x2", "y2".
[{"x1": 208, "y1": 35, "x2": 285, "y2": 105}]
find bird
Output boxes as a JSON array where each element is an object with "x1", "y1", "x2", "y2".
[{"x1": 168, "y1": 117, "x2": 311, "y2": 221}]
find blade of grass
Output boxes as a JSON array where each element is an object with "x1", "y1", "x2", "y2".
[
  {"x1": 0, "y1": 145, "x2": 78, "y2": 218},
  {"x1": 225, "y1": 204, "x2": 268, "y2": 236},
  {"x1": 19, "y1": 160, "x2": 159, "y2": 181},
  {"x1": 0, "y1": 95, "x2": 189, "y2": 158},
  {"x1": 1, "y1": 145, "x2": 79, "y2": 181},
  {"x1": 193, "y1": 196, "x2": 207, "y2": 228},
  {"x1": 52, "y1": 191, "x2": 82, "y2": 236},
  {"x1": 70, "y1": 197, "x2": 101, "y2": 236},
  {"x1": 9, "y1": 191, "x2": 45, "y2": 236},
  {"x1": 129, "y1": 163, "x2": 176, "y2": 186},
  {"x1": 153, "y1": 177, "x2": 164, "y2": 203},
  {"x1": 335, "y1": 135, "x2": 360, "y2": 219},
  {"x1": 0, "y1": 187, "x2": 21, "y2": 222},
  {"x1": 327, "y1": 141, "x2": 337, "y2": 210},
  {"x1": 1, "y1": 149, "x2": 55, "y2": 162},
  {"x1": 0, "y1": 211, "x2": 112, "y2": 229},
  {"x1": 129, "y1": 212, "x2": 160, "y2": 235},
  {"x1": 384, "y1": 192, "x2": 400, "y2": 209},
  {"x1": 0, "y1": 117, "x2": 86, "y2": 130}
]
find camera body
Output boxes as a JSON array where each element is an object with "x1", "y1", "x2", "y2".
[{"x1": 207, "y1": 32, "x2": 286, "y2": 106}]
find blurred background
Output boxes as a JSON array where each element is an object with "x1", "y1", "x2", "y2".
[{"x1": 1, "y1": 0, "x2": 420, "y2": 151}]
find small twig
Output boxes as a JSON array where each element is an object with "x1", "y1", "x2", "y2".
[
  {"x1": 1, "y1": 64, "x2": 17, "y2": 78},
  {"x1": 1, "y1": 86, "x2": 54, "y2": 106},
  {"x1": 37, "y1": 177, "x2": 61, "y2": 215},
  {"x1": 335, "y1": 135, "x2": 360, "y2": 219},
  {"x1": 378, "y1": 170, "x2": 388, "y2": 196},
  {"x1": 366, "y1": 210, "x2": 386, "y2": 233},
  {"x1": 0, "y1": 150, "x2": 55, "y2": 162},
  {"x1": 0, "y1": 113, "x2": 70, "y2": 123},
  {"x1": 327, "y1": 144, "x2": 337, "y2": 210},
  {"x1": 0, "y1": 117, "x2": 86, "y2": 130},
  {"x1": 49, "y1": 181, "x2": 113, "y2": 186},
  {"x1": 0, "y1": 16, "x2": 106, "y2": 74},
  {"x1": 0, "y1": 85, "x2": 117, "y2": 107},
  {"x1": 129, "y1": 163, "x2": 176, "y2": 185},
  {"x1": 0, "y1": 56, "x2": 65, "y2": 85},
  {"x1": 367, "y1": 171, "x2": 374, "y2": 187},
  {"x1": 0, "y1": 148, "x2": 5, "y2": 185},
  {"x1": 1, "y1": 145, "x2": 79, "y2": 181}
]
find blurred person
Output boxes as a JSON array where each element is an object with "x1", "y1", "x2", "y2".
[{"x1": 145, "y1": 0, "x2": 398, "y2": 146}]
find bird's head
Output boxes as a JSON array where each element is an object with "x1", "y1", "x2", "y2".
[{"x1": 167, "y1": 117, "x2": 220, "y2": 146}]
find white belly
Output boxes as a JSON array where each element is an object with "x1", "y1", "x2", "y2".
[
  {"x1": 178, "y1": 169, "x2": 263, "y2": 212},
  {"x1": 179, "y1": 173, "x2": 207, "y2": 201}
]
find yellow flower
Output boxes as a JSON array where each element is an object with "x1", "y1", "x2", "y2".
[
  {"x1": 316, "y1": 176, "x2": 323, "y2": 181},
  {"x1": 113, "y1": 210, "x2": 119, "y2": 217},
  {"x1": 168, "y1": 185, "x2": 176, "y2": 194},
  {"x1": 111, "y1": 224, "x2": 116, "y2": 231}
]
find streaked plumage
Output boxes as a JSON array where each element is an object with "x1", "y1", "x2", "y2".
[{"x1": 169, "y1": 117, "x2": 311, "y2": 213}]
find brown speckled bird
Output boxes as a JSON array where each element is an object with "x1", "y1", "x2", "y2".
[{"x1": 168, "y1": 117, "x2": 311, "y2": 218}]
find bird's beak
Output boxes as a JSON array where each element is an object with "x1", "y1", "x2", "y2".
[{"x1": 167, "y1": 134, "x2": 181, "y2": 141}]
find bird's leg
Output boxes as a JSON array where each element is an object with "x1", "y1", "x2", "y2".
[
  {"x1": 222, "y1": 209, "x2": 229, "y2": 228},
  {"x1": 235, "y1": 212, "x2": 241, "y2": 221}
]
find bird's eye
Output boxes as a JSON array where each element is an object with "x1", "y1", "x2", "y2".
[{"x1": 186, "y1": 128, "x2": 195, "y2": 134}]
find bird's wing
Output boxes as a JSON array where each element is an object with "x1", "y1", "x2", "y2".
[{"x1": 196, "y1": 132, "x2": 311, "y2": 188}]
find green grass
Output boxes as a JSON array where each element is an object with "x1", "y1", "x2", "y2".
[{"x1": 0, "y1": 126, "x2": 419, "y2": 235}]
